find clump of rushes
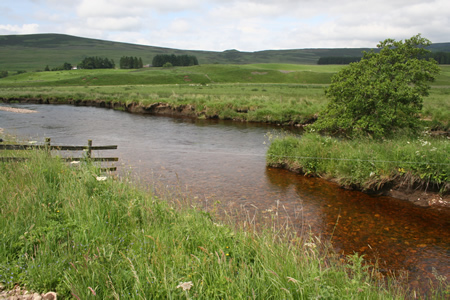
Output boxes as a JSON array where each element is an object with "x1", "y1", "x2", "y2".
[
  {"x1": 267, "y1": 132, "x2": 449, "y2": 194},
  {"x1": 0, "y1": 148, "x2": 414, "y2": 298}
]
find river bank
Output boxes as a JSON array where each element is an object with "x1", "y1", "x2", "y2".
[
  {"x1": 0, "y1": 106, "x2": 37, "y2": 114},
  {"x1": 1, "y1": 149, "x2": 414, "y2": 299},
  {"x1": 270, "y1": 161, "x2": 449, "y2": 208},
  {"x1": 2, "y1": 98, "x2": 449, "y2": 209},
  {"x1": 1, "y1": 96, "x2": 316, "y2": 125},
  {"x1": 267, "y1": 133, "x2": 449, "y2": 209}
]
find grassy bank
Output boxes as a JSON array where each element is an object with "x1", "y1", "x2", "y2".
[
  {"x1": 1, "y1": 65, "x2": 449, "y2": 127},
  {"x1": 0, "y1": 83, "x2": 328, "y2": 125},
  {"x1": 267, "y1": 133, "x2": 450, "y2": 195},
  {"x1": 0, "y1": 147, "x2": 412, "y2": 299}
]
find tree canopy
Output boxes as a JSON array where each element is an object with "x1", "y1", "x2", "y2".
[
  {"x1": 119, "y1": 56, "x2": 143, "y2": 69},
  {"x1": 313, "y1": 34, "x2": 440, "y2": 139},
  {"x1": 78, "y1": 56, "x2": 115, "y2": 69},
  {"x1": 152, "y1": 54, "x2": 199, "y2": 67}
]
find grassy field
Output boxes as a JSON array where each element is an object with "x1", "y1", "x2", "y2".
[
  {"x1": 0, "y1": 64, "x2": 337, "y2": 86},
  {"x1": 1, "y1": 64, "x2": 449, "y2": 126},
  {"x1": 0, "y1": 148, "x2": 416, "y2": 299}
]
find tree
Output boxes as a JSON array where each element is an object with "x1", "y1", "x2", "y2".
[
  {"x1": 78, "y1": 56, "x2": 115, "y2": 69},
  {"x1": 63, "y1": 62, "x2": 72, "y2": 70},
  {"x1": 313, "y1": 34, "x2": 440, "y2": 138},
  {"x1": 119, "y1": 56, "x2": 144, "y2": 69},
  {"x1": 152, "y1": 54, "x2": 199, "y2": 67}
]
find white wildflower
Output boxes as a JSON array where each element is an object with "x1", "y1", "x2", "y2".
[
  {"x1": 177, "y1": 281, "x2": 193, "y2": 291},
  {"x1": 96, "y1": 176, "x2": 107, "y2": 181}
]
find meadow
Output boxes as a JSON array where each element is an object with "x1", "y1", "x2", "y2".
[
  {"x1": 0, "y1": 148, "x2": 415, "y2": 299},
  {"x1": 1, "y1": 64, "x2": 449, "y2": 126}
]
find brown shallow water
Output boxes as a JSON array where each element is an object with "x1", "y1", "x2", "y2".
[{"x1": 1, "y1": 103, "x2": 449, "y2": 293}]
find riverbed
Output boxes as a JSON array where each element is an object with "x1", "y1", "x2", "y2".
[{"x1": 1, "y1": 103, "x2": 449, "y2": 292}]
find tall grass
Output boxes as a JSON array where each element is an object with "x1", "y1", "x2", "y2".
[
  {"x1": 0, "y1": 149, "x2": 409, "y2": 299},
  {"x1": 267, "y1": 132, "x2": 450, "y2": 194}
]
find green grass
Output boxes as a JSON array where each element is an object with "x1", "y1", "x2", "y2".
[
  {"x1": 1, "y1": 64, "x2": 448, "y2": 127},
  {"x1": 266, "y1": 132, "x2": 450, "y2": 194},
  {"x1": 0, "y1": 148, "x2": 412, "y2": 299},
  {"x1": 0, "y1": 64, "x2": 337, "y2": 86}
]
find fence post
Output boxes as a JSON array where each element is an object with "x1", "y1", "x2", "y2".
[
  {"x1": 87, "y1": 139, "x2": 92, "y2": 159},
  {"x1": 45, "y1": 137, "x2": 51, "y2": 155}
]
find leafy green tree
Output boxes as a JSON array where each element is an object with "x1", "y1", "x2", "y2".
[
  {"x1": 119, "y1": 56, "x2": 143, "y2": 69},
  {"x1": 313, "y1": 34, "x2": 440, "y2": 138},
  {"x1": 79, "y1": 56, "x2": 115, "y2": 69},
  {"x1": 63, "y1": 62, "x2": 72, "y2": 70},
  {"x1": 0, "y1": 70, "x2": 8, "y2": 78},
  {"x1": 152, "y1": 54, "x2": 199, "y2": 67}
]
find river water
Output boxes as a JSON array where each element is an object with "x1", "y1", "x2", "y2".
[{"x1": 1, "y1": 103, "x2": 449, "y2": 292}]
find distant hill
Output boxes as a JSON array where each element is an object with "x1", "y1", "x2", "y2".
[{"x1": 0, "y1": 33, "x2": 449, "y2": 71}]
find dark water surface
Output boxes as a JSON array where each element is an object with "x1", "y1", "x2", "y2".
[{"x1": 1, "y1": 103, "x2": 449, "y2": 291}]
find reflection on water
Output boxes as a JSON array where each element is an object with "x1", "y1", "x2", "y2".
[{"x1": 1, "y1": 103, "x2": 449, "y2": 292}]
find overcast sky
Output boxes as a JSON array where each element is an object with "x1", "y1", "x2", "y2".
[{"x1": 1, "y1": 0, "x2": 449, "y2": 51}]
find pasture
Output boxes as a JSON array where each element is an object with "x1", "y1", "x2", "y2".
[{"x1": 0, "y1": 64, "x2": 449, "y2": 126}]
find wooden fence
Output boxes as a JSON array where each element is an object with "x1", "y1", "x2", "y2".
[{"x1": 0, "y1": 138, "x2": 118, "y2": 172}]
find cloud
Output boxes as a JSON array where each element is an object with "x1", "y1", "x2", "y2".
[
  {"x1": 85, "y1": 17, "x2": 142, "y2": 31},
  {"x1": 1, "y1": 0, "x2": 449, "y2": 51},
  {"x1": 76, "y1": 0, "x2": 201, "y2": 17},
  {"x1": 0, "y1": 24, "x2": 40, "y2": 35}
]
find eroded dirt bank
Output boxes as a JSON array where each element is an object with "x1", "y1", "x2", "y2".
[
  {"x1": 1, "y1": 97, "x2": 448, "y2": 209},
  {"x1": 1, "y1": 97, "x2": 199, "y2": 118},
  {"x1": 0, "y1": 97, "x2": 316, "y2": 126},
  {"x1": 269, "y1": 162, "x2": 449, "y2": 209}
]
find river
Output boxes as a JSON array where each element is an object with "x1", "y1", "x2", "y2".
[{"x1": 1, "y1": 103, "x2": 449, "y2": 292}]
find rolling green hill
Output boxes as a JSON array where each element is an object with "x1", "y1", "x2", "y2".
[{"x1": 1, "y1": 33, "x2": 449, "y2": 72}]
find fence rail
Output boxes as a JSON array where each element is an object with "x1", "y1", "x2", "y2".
[{"x1": 0, "y1": 138, "x2": 118, "y2": 172}]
